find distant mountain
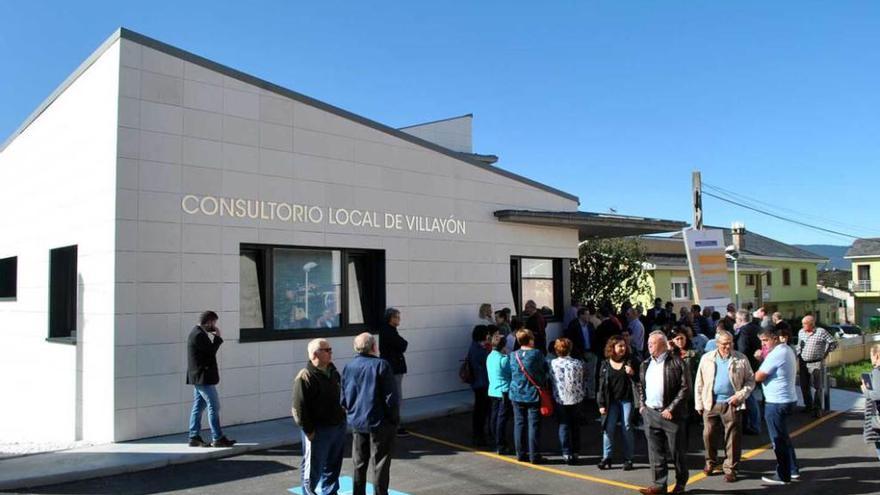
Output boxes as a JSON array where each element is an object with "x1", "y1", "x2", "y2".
[{"x1": 793, "y1": 244, "x2": 850, "y2": 270}]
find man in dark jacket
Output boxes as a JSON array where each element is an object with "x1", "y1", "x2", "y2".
[
  {"x1": 292, "y1": 338, "x2": 346, "y2": 495},
  {"x1": 637, "y1": 331, "x2": 690, "y2": 494},
  {"x1": 735, "y1": 310, "x2": 763, "y2": 435},
  {"x1": 186, "y1": 310, "x2": 235, "y2": 448},
  {"x1": 379, "y1": 307, "x2": 408, "y2": 436},
  {"x1": 342, "y1": 332, "x2": 399, "y2": 495}
]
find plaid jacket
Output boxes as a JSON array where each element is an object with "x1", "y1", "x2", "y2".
[{"x1": 796, "y1": 327, "x2": 837, "y2": 363}]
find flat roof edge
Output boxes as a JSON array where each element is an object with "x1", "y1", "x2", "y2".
[{"x1": 2, "y1": 27, "x2": 578, "y2": 204}]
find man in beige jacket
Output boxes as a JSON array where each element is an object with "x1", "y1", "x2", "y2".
[{"x1": 694, "y1": 329, "x2": 755, "y2": 482}]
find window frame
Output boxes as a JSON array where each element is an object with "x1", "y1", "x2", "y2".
[
  {"x1": 0, "y1": 256, "x2": 16, "y2": 300},
  {"x1": 800, "y1": 268, "x2": 808, "y2": 286},
  {"x1": 239, "y1": 243, "x2": 385, "y2": 342},
  {"x1": 766, "y1": 270, "x2": 772, "y2": 286},
  {"x1": 510, "y1": 256, "x2": 563, "y2": 321},
  {"x1": 745, "y1": 274, "x2": 756, "y2": 286},
  {"x1": 48, "y1": 245, "x2": 77, "y2": 343},
  {"x1": 782, "y1": 268, "x2": 791, "y2": 286},
  {"x1": 670, "y1": 276, "x2": 691, "y2": 301}
]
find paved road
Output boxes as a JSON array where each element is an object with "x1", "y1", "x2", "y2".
[{"x1": 10, "y1": 409, "x2": 879, "y2": 495}]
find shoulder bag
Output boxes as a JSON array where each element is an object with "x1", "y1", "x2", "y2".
[{"x1": 514, "y1": 350, "x2": 554, "y2": 417}]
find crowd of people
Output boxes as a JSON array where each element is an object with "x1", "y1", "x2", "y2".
[
  {"x1": 180, "y1": 298, "x2": 880, "y2": 495},
  {"x1": 462, "y1": 298, "x2": 850, "y2": 493}
]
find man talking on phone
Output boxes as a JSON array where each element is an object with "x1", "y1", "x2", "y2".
[{"x1": 186, "y1": 310, "x2": 236, "y2": 448}]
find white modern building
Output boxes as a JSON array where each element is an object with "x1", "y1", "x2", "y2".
[{"x1": 0, "y1": 28, "x2": 684, "y2": 443}]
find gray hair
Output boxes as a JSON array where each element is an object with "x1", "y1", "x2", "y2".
[
  {"x1": 771, "y1": 311, "x2": 783, "y2": 321},
  {"x1": 715, "y1": 329, "x2": 733, "y2": 343},
  {"x1": 648, "y1": 330, "x2": 668, "y2": 344},
  {"x1": 353, "y1": 332, "x2": 376, "y2": 355},
  {"x1": 307, "y1": 338, "x2": 328, "y2": 359},
  {"x1": 735, "y1": 309, "x2": 750, "y2": 323}
]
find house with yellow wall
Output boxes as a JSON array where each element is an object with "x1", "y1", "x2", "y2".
[
  {"x1": 845, "y1": 238, "x2": 880, "y2": 329},
  {"x1": 639, "y1": 227, "x2": 830, "y2": 323}
]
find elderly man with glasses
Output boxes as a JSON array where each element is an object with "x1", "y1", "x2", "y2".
[{"x1": 292, "y1": 338, "x2": 347, "y2": 495}]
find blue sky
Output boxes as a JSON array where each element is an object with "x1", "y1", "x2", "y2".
[{"x1": 2, "y1": 1, "x2": 878, "y2": 246}]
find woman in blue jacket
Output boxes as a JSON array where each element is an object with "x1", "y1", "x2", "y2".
[
  {"x1": 487, "y1": 332, "x2": 512, "y2": 454},
  {"x1": 467, "y1": 325, "x2": 491, "y2": 446},
  {"x1": 509, "y1": 329, "x2": 548, "y2": 463}
]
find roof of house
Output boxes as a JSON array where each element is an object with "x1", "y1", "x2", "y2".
[
  {"x1": 670, "y1": 227, "x2": 827, "y2": 261},
  {"x1": 845, "y1": 238, "x2": 880, "y2": 258},
  {"x1": 1, "y1": 28, "x2": 577, "y2": 204},
  {"x1": 645, "y1": 254, "x2": 770, "y2": 272}
]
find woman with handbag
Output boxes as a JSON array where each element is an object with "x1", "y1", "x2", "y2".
[
  {"x1": 597, "y1": 335, "x2": 640, "y2": 470},
  {"x1": 509, "y1": 329, "x2": 548, "y2": 464},
  {"x1": 861, "y1": 344, "x2": 880, "y2": 461},
  {"x1": 549, "y1": 338, "x2": 586, "y2": 465}
]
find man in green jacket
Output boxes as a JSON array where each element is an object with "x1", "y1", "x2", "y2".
[{"x1": 292, "y1": 338, "x2": 347, "y2": 495}]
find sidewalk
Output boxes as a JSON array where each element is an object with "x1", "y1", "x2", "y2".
[{"x1": 0, "y1": 390, "x2": 473, "y2": 491}]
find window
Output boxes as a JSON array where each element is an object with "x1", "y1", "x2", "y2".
[
  {"x1": 510, "y1": 257, "x2": 563, "y2": 319},
  {"x1": 0, "y1": 256, "x2": 16, "y2": 299},
  {"x1": 800, "y1": 268, "x2": 808, "y2": 286},
  {"x1": 745, "y1": 274, "x2": 756, "y2": 286},
  {"x1": 766, "y1": 271, "x2": 772, "y2": 286},
  {"x1": 782, "y1": 268, "x2": 791, "y2": 286},
  {"x1": 240, "y1": 244, "x2": 384, "y2": 341},
  {"x1": 671, "y1": 277, "x2": 690, "y2": 301},
  {"x1": 858, "y1": 265, "x2": 870, "y2": 281},
  {"x1": 49, "y1": 245, "x2": 77, "y2": 340}
]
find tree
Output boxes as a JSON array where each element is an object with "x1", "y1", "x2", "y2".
[{"x1": 570, "y1": 237, "x2": 650, "y2": 309}]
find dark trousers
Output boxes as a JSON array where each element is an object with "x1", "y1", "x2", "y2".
[
  {"x1": 798, "y1": 359, "x2": 823, "y2": 410},
  {"x1": 744, "y1": 391, "x2": 762, "y2": 433},
  {"x1": 643, "y1": 407, "x2": 689, "y2": 489},
  {"x1": 512, "y1": 401, "x2": 541, "y2": 460},
  {"x1": 472, "y1": 387, "x2": 490, "y2": 441},
  {"x1": 352, "y1": 422, "x2": 395, "y2": 495},
  {"x1": 300, "y1": 423, "x2": 346, "y2": 495},
  {"x1": 489, "y1": 393, "x2": 511, "y2": 451},
  {"x1": 557, "y1": 403, "x2": 582, "y2": 457},
  {"x1": 764, "y1": 401, "x2": 799, "y2": 482}
]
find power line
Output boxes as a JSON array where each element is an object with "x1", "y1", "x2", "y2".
[
  {"x1": 703, "y1": 181, "x2": 880, "y2": 237},
  {"x1": 701, "y1": 190, "x2": 859, "y2": 240}
]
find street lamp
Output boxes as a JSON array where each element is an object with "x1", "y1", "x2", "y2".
[
  {"x1": 302, "y1": 261, "x2": 318, "y2": 319},
  {"x1": 725, "y1": 246, "x2": 740, "y2": 309}
]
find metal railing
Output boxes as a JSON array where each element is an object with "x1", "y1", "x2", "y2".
[{"x1": 849, "y1": 279, "x2": 874, "y2": 292}]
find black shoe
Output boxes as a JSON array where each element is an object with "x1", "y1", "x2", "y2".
[
  {"x1": 210, "y1": 436, "x2": 236, "y2": 447},
  {"x1": 516, "y1": 454, "x2": 528, "y2": 462},
  {"x1": 188, "y1": 436, "x2": 207, "y2": 447},
  {"x1": 396, "y1": 427, "x2": 411, "y2": 437},
  {"x1": 530, "y1": 455, "x2": 545, "y2": 465},
  {"x1": 598, "y1": 458, "x2": 612, "y2": 470},
  {"x1": 623, "y1": 460, "x2": 634, "y2": 471},
  {"x1": 496, "y1": 446, "x2": 511, "y2": 455}
]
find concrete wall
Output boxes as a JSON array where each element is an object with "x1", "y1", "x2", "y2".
[
  {"x1": 0, "y1": 43, "x2": 120, "y2": 442},
  {"x1": 111, "y1": 38, "x2": 578, "y2": 441}
]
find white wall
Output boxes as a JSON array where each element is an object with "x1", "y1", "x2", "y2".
[
  {"x1": 0, "y1": 43, "x2": 119, "y2": 442},
  {"x1": 110, "y1": 37, "x2": 577, "y2": 440}
]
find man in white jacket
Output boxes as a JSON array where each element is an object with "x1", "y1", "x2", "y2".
[{"x1": 694, "y1": 329, "x2": 755, "y2": 482}]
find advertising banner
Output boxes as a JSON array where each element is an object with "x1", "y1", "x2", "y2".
[{"x1": 682, "y1": 227, "x2": 731, "y2": 308}]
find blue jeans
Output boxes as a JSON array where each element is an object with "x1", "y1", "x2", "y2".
[
  {"x1": 603, "y1": 400, "x2": 634, "y2": 461},
  {"x1": 745, "y1": 392, "x2": 762, "y2": 433},
  {"x1": 557, "y1": 403, "x2": 581, "y2": 457},
  {"x1": 300, "y1": 423, "x2": 346, "y2": 495},
  {"x1": 764, "y1": 401, "x2": 799, "y2": 482},
  {"x1": 512, "y1": 401, "x2": 541, "y2": 460},
  {"x1": 489, "y1": 394, "x2": 510, "y2": 451},
  {"x1": 188, "y1": 384, "x2": 223, "y2": 441}
]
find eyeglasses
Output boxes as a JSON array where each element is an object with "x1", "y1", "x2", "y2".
[{"x1": 318, "y1": 348, "x2": 333, "y2": 353}]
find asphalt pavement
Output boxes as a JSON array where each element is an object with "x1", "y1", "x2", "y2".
[{"x1": 10, "y1": 403, "x2": 879, "y2": 495}]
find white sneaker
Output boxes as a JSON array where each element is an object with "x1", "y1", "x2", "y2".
[
  {"x1": 791, "y1": 473, "x2": 800, "y2": 480},
  {"x1": 761, "y1": 475, "x2": 789, "y2": 485}
]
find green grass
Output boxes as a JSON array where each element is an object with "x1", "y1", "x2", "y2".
[{"x1": 830, "y1": 359, "x2": 874, "y2": 390}]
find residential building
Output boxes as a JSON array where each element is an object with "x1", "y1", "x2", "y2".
[{"x1": 844, "y1": 238, "x2": 880, "y2": 329}]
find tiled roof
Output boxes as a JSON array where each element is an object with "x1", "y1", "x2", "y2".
[{"x1": 845, "y1": 238, "x2": 880, "y2": 258}]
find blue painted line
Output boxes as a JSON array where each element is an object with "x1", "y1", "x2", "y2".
[{"x1": 289, "y1": 475, "x2": 411, "y2": 495}]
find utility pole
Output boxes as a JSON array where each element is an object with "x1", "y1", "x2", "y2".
[{"x1": 692, "y1": 171, "x2": 703, "y2": 229}]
